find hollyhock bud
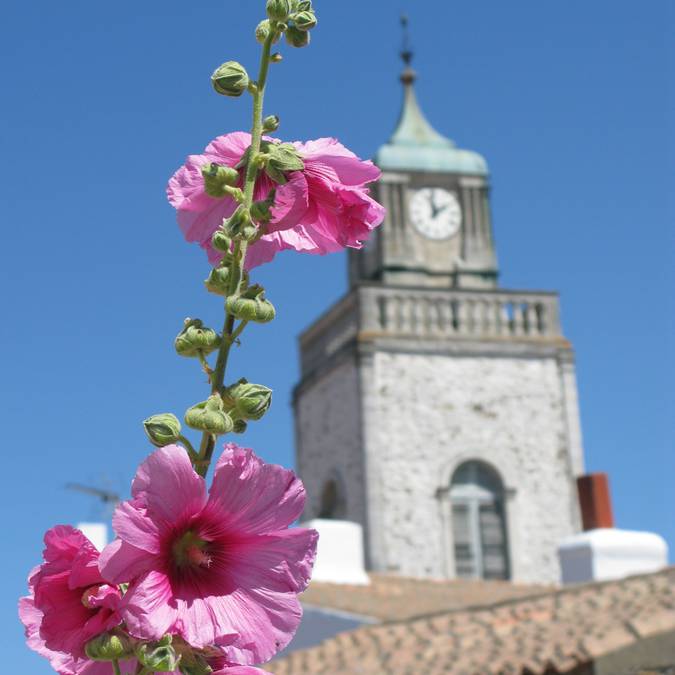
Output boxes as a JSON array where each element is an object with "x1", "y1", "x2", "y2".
[
  {"x1": 143, "y1": 413, "x2": 182, "y2": 447},
  {"x1": 262, "y1": 115, "x2": 280, "y2": 132},
  {"x1": 286, "y1": 25, "x2": 310, "y2": 48},
  {"x1": 211, "y1": 230, "x2": 232, "y2": 253},
  {"x1": 256, "y1": 19, "x2": 280, "y2": 45},
  {"x1": 223, "y1": 207, "x2": 255, "y2": 239},
  {"x1": 266, "y1": 0, "x2": 292, "y2": 22},
  {"x1": 296, "y1": 0, "x2": 313, "y2": 10},
  {"x1": 232, "y1": 419, "x2": 248, "y2": 434},
  {"x1": 211, "y1": 61, "x2": 249, "y2": 97},
  {"x1": 179, "y1": 653, "x2": 214, "y2": 675},
  {"x1": 204, "y1": 266, "x2": 231, "y2": 296},
  {"x1": 226, "y1": 285, "x2": 276, "y2": 323},
  {"x1": 84, "y1": 632, "x2": 132, "y2": 661},
  {"x1": 226, "y1": 379, "x2": 273, "y2": 421},
  {"x1": 136, "y1": 636, "x2": 180, "y2": 672},
  {"x1": 293, "y1": 10, "x2": 317, "y2": 31},
  {"x1": 175, "y1": 319, "x2": 221, "y2": 358},
  {"x1": 250, "y1": 198, "x2": 273, "y2": 223},
  {"x1": 185, "y1": 396, "x2": 234, "y2": 435},
  {"x1": 201, "y1": 163, "x2": 240, "y2": 198}
]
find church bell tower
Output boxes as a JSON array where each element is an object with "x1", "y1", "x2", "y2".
[{"x1": 293, "y1": 30, "x2": 585, "y2": 584}]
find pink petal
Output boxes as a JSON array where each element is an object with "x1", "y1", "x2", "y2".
[
  {"x1": 119, "y1": 570, "x2": 178, "y2": 642},
  {"x1": 112, "y1": 499, "x2": 161, "y2": 555},
  {"x1": 213, "y1": 668, "x2": 273, "y2": 675},
  {"x1": 130, "y1": 445, "x2": 207, "y2": 527},
  {"x1": 99, "y1": 538, "x2": 155, "y2": 585},
  {"x1": 227, "y1": 528, "x2": 318, "y2": 594},
  {"x1": 213, "y1": 588, "x2": 304, "y2": 665},
  {"x1": 205, "y1": 132, "x2": 254, "y2": 166},
  {"x1": 68, "y1": 545, "x2": 102, "y2": 590},
  {"x1": 295, "y1": 137, "x2": 381, "y2": 185},
  {"x1": 268, "y1": 172, "x2": 309, "y2": 231},
  {"x1": 208, "y1": 444, "x2": 306, "y2": 535},
  {"x1": 170, "y1": 596, "x2": 239, "y2": 650}
]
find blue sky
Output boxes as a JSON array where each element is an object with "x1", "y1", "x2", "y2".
[{"x1": 1, "y1": 0, "x2": 672, "y2": 671}]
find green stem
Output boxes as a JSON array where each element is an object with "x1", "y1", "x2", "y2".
[
  {"x1": 177, "y1": 435, "x2": 199, "y2": 462},
  {"x1": 195, "y1": 26, "x2": 277, "y2": 478},
  {"x1": 112, "y1": 660, "x2": 122, "y2": 675}
]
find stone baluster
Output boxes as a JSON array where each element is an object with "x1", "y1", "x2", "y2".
[
  {"x1": 512, "y1": 301, "x2": 525, "y2": 335},
  {"x1": 525, "y1": 302, "x2": 539, "y2": 336}
]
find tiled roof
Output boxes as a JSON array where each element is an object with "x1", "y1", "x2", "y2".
[
  {"x1": 271, "y1": 568, "x2": 675, "y2": 675},
  {"x1": 301, "y1": 574, "x2": 547, "y2": 622}
]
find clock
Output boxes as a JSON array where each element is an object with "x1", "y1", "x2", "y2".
[{"x1": 409, "y1": 188, "x2": 462, "y2": 240}]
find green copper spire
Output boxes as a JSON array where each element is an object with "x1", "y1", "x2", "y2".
[{"x1": 375, "y1": 17, "x2": 488, "y2": 175}]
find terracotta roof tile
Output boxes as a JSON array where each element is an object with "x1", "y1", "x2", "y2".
[{"x1": 271, "y1": 567, "x2": 675, "y2": 674}]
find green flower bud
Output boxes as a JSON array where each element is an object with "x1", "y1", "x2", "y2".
[
  {"x1": 265, "y1": 142, "x2": 305, "y2": 172},
  {"x1": 143, "y1": 413, "x2": 181, "y2": 447},
  {"x1": 226, "y1": 285, "x2": 276, "y2": 324},
  {"x1": 227, "y1": 379, "x2": 273, "y2": 421},
  {"x1": 85, "y1": 632, "x2": 133, "y2": 662},
  {"x1": 262, "y1": 115, "x2": 280, "y2": 132},
  {"x1": 250, "y1": 199, "x2": 273, "y2": 223},
  {"x1": 185, "y1": 396, "x2": 234, "y2": 435},
  {"x1": 211, "y1": 229, "x2": 232, "y2": 253},
  {"x1": 256, "y1": 19, "x2": 271, "y2": 44},
  {"x1": 293, "y1": 10, "x2": 317, "y2": 31},
  {"x1": 204, "y1": 266, "x2": 231, "y2": 296},
  {"x1": 211, "y1": 61, "x2": 249, "y2": 97},
  {"x1": 178, "y1": 653, "x2": 213, "y2": 675},
  {"x1": 296, "y1": 0, "x2": 313, "y2": 10},
  {"x1": 286, "y1": 25, "x2": 310, "y2": 48},
  {"x1": 223, "y1": 207, "x2": 254, "y2": 239},
  {"x1": 136, "y1": 637, "x2": 180, "y2": 673},
  {"x1": 232, "y1": 419, "x2": 248, "y2": 434},
  {"x1": 201, "y1": 163, "x2": 240, "y2": 198},
  {"x1": 175, "y1": 319, "x2": 221, "y2": 358},
  {"x1": 266, "y1": 0, "x2": 292, "y2": 22}
]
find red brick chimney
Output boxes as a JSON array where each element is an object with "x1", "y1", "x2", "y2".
[{"x1": 577, "y1": 473, "x2": 614, "y2": 530}]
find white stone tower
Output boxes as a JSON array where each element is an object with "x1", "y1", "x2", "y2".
[{"x1": 293, "y1": 47, "x2": 585, "y2": 584}]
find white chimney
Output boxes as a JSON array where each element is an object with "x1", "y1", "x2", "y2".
[
  {"x1": 558, "y1": 473, "x2": 668, "y2": 584},
  {"x1": 302, "y1": 519, "x2": 370, "y2": 585}
]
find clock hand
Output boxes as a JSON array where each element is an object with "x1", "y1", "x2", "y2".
[{"x1": 428, "y1": 192, "x2": 440, "y2": 218}]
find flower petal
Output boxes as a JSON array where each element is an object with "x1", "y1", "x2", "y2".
[
  {"x1": 119, "y1": 570, "x2": 178, "y2": 642},
  {"x1": 111, "y1": 499, "x2": 162, "y2": 554},
  {"x1": 99, "y1": 538, "x2": 155, "y2": 585},
  {"x1": 295, "y1": 137, "x2": 381, "y2": 185},
  {"x1": 131, "y1": 445, "x2": 207, "y2": 527},
  {"x1": 268, "y1": 172, "x2": 309, "y2": 231},
  {"x1": 208, "y1": 444, "x2": 306, "y2": 535}
]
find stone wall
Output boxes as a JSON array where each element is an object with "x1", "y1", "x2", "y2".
[
  {"x1": 295, "y1": 357, "x2": 367, "y2": 529},
  {"x1": 365, "y1": 350, "x2": 581, "y2": 583}
]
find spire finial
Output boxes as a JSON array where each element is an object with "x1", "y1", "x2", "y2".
[{"x1": 400, "y1": 14, "x2": 416, "y2": 85}]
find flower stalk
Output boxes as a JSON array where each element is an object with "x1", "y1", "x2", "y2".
[{"x1": 195, "y1": 26, "x2": 278, "y2": 477}]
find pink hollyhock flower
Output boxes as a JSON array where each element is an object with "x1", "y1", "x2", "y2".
[
  {"x1": 100, "y1": 443, "x2": 318, "y2": 665},
  {"x1": 24, "y1": 526, "x2": 123, "y2": 662},
  {"x1": 19, "y1": 595, "x2": 116, "y2": 675},
  {"x1": 167, "y1": 132, "x2": 385, "y2": 268}
]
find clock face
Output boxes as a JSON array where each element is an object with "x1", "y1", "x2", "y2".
[{"x1": 409, "y1": 188, "x2": 462, "y2": 240}]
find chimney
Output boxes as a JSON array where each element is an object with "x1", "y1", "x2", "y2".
[
  {"x1": 577, "y1": 473, "x2": 614, "y2": 530},
  {"x1": 558, "y1": 472, "x2": 668, "y2": 585}
]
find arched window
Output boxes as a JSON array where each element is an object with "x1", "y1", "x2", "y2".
[
  {"x1": 318, "y1": 476, "x2": 346, "y2": 519},
  {"x1": 450, "y1": 461, "x2": 510, "y2": 580}
]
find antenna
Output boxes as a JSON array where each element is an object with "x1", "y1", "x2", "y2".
[{"x1": 66, "y1": 482, "x2": 120, "y2": 522}]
